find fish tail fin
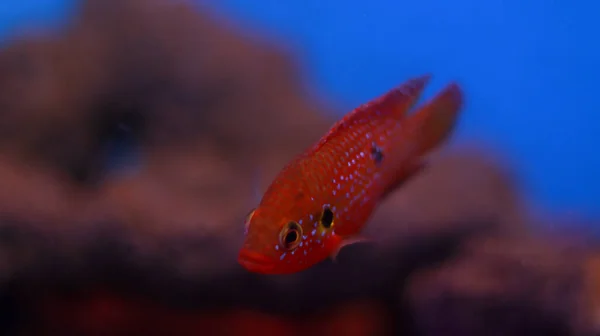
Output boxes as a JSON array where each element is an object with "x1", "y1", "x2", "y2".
[
  {"x1": 380, "y1": 81, "x2": 464, "y2": 197},
  {"x1": 405, "y1": 81, "x2": 464, "y2": 156}
]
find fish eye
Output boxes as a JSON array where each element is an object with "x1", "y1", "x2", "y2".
[
  {"x1": 319, "y1": 206, "x2": 335, "y2": 229},
  {"x1": 244, "y1": 208, "x2": 255, "y2": 235},
  {"x1": 279, "y1": 221, "x2": 302, "y2": 251}
]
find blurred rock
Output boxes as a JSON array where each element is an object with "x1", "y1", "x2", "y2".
[
  {"x1": 0, "y1": 0, "x2": 329, "y2": 185},
  {"x1": 367, "y1": 147, "x2": 527, "y2": 243},
  {"x1": 406, "y1": 234, "x2": 596, "y2": 336}
]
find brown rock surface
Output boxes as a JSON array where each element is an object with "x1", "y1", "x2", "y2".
[{"x1": 406, "y1": 234, "x2": 594, "y2": 335}]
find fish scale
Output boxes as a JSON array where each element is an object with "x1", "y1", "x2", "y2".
[
  {"x1": 303, "y1": 118, "x2": 399, "y2": 235},
  {"x1": 238, "y1": 74, "x2": 464, "y2": 274}
]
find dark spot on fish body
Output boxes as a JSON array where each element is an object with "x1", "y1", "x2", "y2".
[
  {"x1": 370, "y1": 142, "x2": 384, "y2": 165},
  {"x1": 295, "y1": 192, "x2": 304, "y2": 200},
  {"x1": 320, "y1": 205, "x2": 334, "y2": 229}
]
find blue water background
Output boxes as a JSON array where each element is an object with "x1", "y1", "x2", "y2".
[{"x1": 0, "y1": 0, "x2": 598, "y2": 218}]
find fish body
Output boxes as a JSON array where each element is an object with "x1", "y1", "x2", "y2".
[{"x1": 239, "y1": 75, "x2": 464, "y2": 274}]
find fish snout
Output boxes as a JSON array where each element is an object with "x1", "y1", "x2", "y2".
[{"x1": 238, "y1": 248, "x2": 276, "y2": 273}]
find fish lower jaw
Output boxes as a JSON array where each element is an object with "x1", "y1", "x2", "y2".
[{"x1": 237, "y1": 248, "x2": 276, "y2": 274}]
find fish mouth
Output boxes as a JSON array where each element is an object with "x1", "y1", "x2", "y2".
[{"x1": 238, "y1": 248, "x2": 276, "y2": 274}]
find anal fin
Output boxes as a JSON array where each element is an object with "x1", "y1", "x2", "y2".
[{"x1": 381, "y1": 160, "x2": 427, "y2": 199}]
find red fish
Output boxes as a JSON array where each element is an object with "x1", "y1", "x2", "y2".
[{"x1": 238, "y1": 74, "x2": 464, "y2": 274}]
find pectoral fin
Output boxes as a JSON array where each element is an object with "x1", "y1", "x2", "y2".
[{"x1": 330, "y1": 236, "x2": 373, "y2": 263}]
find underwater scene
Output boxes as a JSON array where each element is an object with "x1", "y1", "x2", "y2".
[{"x1": 0, "y1": 0, "x2": 598, "y2": 335}]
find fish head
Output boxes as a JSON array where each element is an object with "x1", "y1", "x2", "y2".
[{"x1": 238, "y1": 185, "x2": 339, "y2": 275}]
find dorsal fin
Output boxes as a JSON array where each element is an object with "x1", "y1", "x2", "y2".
[{"x1": 309, "y1": 74, "x2": 431, "y2": 155}]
